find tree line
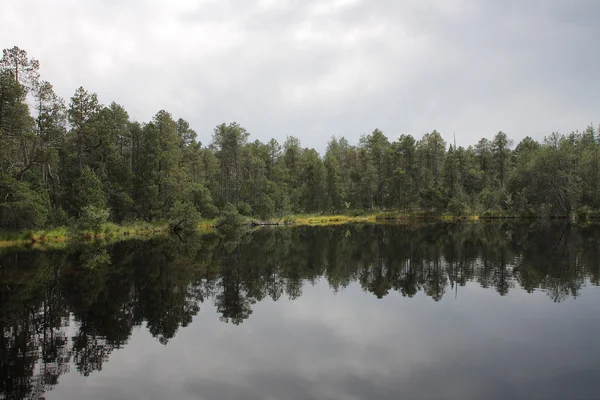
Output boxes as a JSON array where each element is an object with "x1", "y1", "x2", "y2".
[{"x1": 1, "y1": 46, "x2": 599, "y2": 229}]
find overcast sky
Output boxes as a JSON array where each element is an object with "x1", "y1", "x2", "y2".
[{"x1": 2, "y1": 0, "x2": 599, "y2": 151}]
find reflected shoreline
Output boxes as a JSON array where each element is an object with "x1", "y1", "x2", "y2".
[{"x1": 1, "y1": 222, "x2": 599, "y2": 399}]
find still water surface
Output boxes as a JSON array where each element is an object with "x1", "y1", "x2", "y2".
[{"x1": 1, "y1": 222, "x2": 600, "y2": 400}]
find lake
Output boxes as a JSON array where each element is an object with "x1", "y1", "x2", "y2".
[{"x1": 1, "y1": 222, "x2": 600, "y2": 400}]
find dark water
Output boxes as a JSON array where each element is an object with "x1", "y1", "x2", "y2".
[{"x1": 1, "y1": 222, "x2": 600, "y2": 400}]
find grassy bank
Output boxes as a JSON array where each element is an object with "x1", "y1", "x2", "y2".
[
  {"x1": 290, "y1": 212, "x2": 481, "y2": 226},
  {"x1": 0, "y1": 211, "x2": 591, "y2": 249},
  {"x1": 279, "y1": 210, "x2": 585, "y2": 226},
  {"x1": 0, "y1": 222, "x2": 166, "y2": 249},
  {"x1": 0, "y1": 218, "x2": 223, "y2": 249}
]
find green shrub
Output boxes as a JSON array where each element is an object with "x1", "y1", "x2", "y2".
[
  {"x1": 47, "y1": 207, "x2": 69, "y2": 227},
  {"x1": 348, "y1": 208, "x2": 366, "y2": 217},
  {"x1": 168, "y1": 200, "x2": 201, "y2": 232},
  {"x1": 76, "y1": 206, "x2": 110, "y2": 231},
  {"x1": 237, "y1": 202, "x2": 253, "y2": 216},
  {"x1": 0, "y1": 178, "x2": 49, "y2": 229},
  {"x1": 0, "y1": 200, "x2": 48, "y2": 229},
  {"x1": 447, "y1": 193, "x2": 471, "y2": 216},
  {"x1": 201, "y1": 203, "x2": 219, "y2": 219},
  {"x1": 216, "y1": 203, "x2": 247, "y2": 233},
  {"x1": 254, "y1": 194, "x2": 275, "y2": 220}
]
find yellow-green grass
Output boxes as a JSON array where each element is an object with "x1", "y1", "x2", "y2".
[
  {"x1": 3, "y1": 211, "x2": 574, "y2": 250},
  {"x1": 292, "y1": 214, "x2": 376, "y2": 226},
  {"x1": 197, "y1": 218, "x2": 218, "y2": 231},
  {"x1": 0, "y1": 211, "x2": 482, "y2": 248},
  {"x1": 292, "y1": 212, "x2": 480, "y2": 226},
  {"x1": 0, "y1": 217, "x2": 227, "y2": 249},
  {"x1": 0, "y1": 221, "x2": 170, "y2": 248}
]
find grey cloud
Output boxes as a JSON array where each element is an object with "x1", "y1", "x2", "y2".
[{"x1": 1, "y1": 0, "x2": 598, "y2": 151}]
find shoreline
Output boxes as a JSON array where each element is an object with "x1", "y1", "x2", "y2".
[{"x1": 0, "y1": 212, "x2": 593, "y2": 249}]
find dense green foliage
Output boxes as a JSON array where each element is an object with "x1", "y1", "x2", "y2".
[{"x1": 1, "y1": 46, "x2": 599, "y2": 229}]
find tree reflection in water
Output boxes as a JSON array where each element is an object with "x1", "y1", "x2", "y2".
[{"x1": 1, "y1": 221, "x2": 599, "y2": 399}]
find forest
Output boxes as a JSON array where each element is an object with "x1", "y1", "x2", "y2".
[{"x1": 1, "y1": 46, "x2": 600, "y2": 230}]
